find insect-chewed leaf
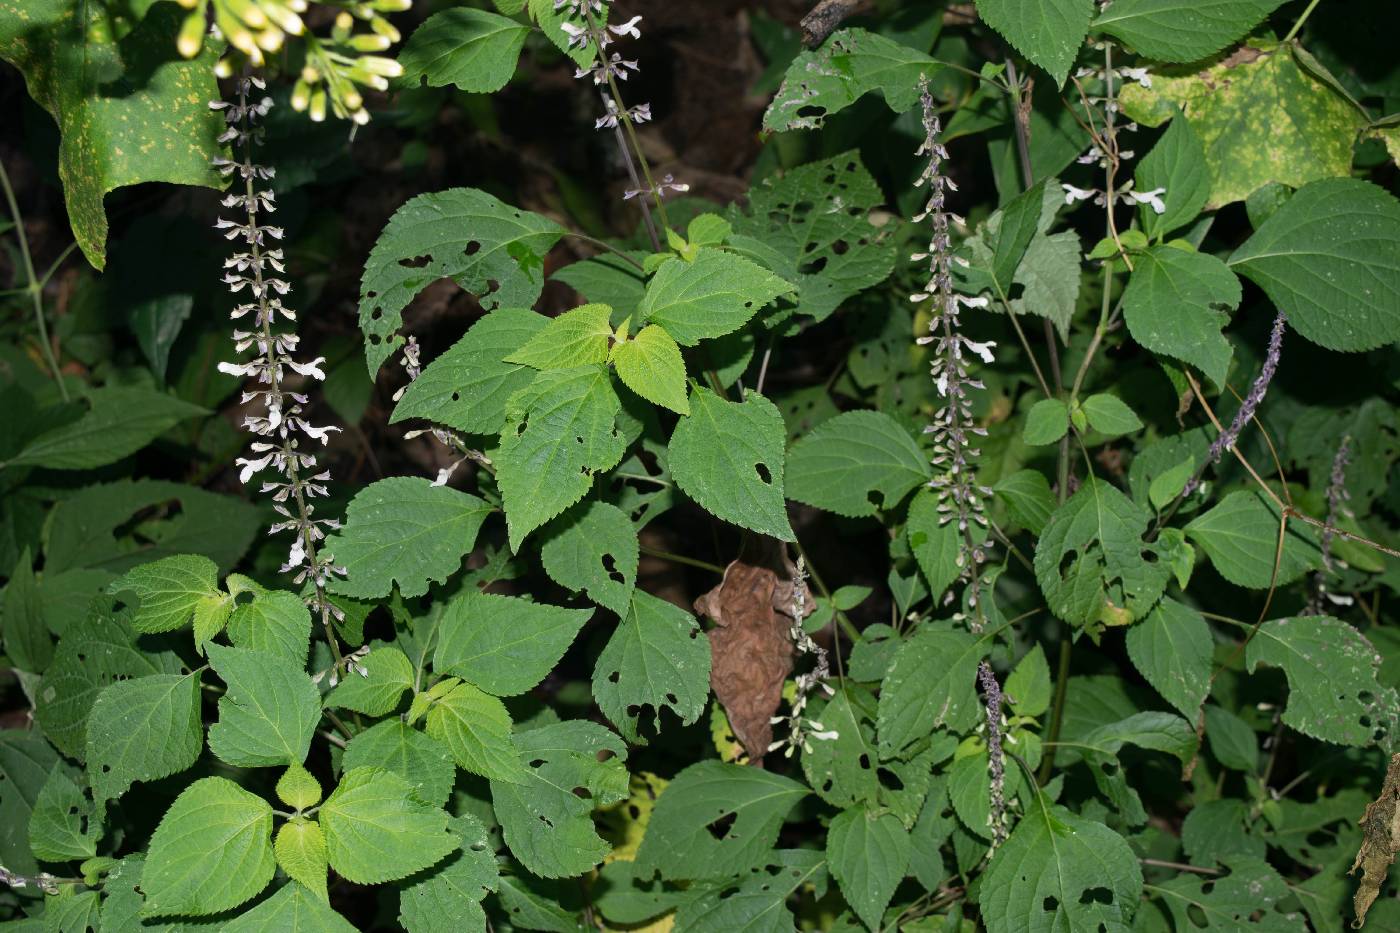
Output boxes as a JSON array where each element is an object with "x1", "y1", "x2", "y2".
[
  {"x1": 28, "y1": 768, "x2": 101, "y2": 862},
  {"x1": 786, "y1": 410, "x2": 930, "y2": 518},
  {"x1": 763, "y1": 28, "x2": 937, "y2": 131},
  {"x1": 540, "y1": 499, "x2": 639, "y2": 614},
  {"x1": 206, "y1": 643, "x2": 321, "y2": 769},
  {"x1": 397, "y1": 814, "x2": 499, "y2": 933}
]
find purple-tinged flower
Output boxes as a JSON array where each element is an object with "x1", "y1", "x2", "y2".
[{"x1": 978, "y1": 661, "x2": 1009, "y2": 848}]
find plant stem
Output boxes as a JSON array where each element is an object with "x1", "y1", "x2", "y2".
[
  {"x1": 638, "y1": 544, "x2": 724, "y2": 574},
  {"x1": 0, "y1": 158, "x2": 69, "y2": 401},
  {"x1": 1283, "y1": 0, "x2": 1322, "y2": 42},
  {"x1": 563, "y1": 230, "x2": 646, "y2": 271},
  {"x1": 792, "y1": 536, "x2": 862, "y2": 645},
  {"x1": 1036, "y1": 633, "x2": 1072, "y2": 784}
]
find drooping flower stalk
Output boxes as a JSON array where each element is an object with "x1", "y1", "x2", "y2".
[
  {"x1": 213, "y1": 76, "x2": 348, "y2": 673},
  {"x1": 0, "y1": 866, "x2": 58, "y2": 896},
  {"x1": 977, "y1": 660, "x2": 1008, "y2": 848},
  {"x1": 1308, "y1": 435, "x2": 1354, "y2": 614},
  {"x1": 768, "y1": 557, "x2": 838, "y2": 758},
  {"x1": 912, "y1": 76, "x2": 993, "y2": 628}
]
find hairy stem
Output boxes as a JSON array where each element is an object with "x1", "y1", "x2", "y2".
[{"x1": 0, "y1": 158, "x2": 69, "y2": 401}]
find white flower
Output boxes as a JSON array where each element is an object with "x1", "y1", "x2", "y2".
[
  {"x1": 608, "y1": 15, "x2": 642, "y2": 39},
  {"x1": 1125, "y1": 185, "x2": 1167, "y2": 214},
  {"x1": 1061, "y1": 183, "x2": 1097, "y2": 204},
  {"x1": 236, "y1": 453, "x2": 275, "y2": 484},
  {"x1": 286, "y1": 357, "x2": 327, "y2": 380},
  {"x1": 962, "y1": 337, "x2": 997, "y2": 364}
]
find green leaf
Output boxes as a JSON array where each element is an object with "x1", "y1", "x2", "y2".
[
  {"x1": 359, "y1": 189, "x2": 564, "y2": 374},
  {"x1": 496, "y1": 366, "x2": 627, "y2": 549},
  {"x1": 1023, "y1": 399, "x2": 1070, "y2": 445},
  {"x1": 319, "y1": 767, "x2": 457, "y2": 884},
  {"x1": 526, "y1": 0, "x2": 609, "y2": 68},
  {"x1": 1006, "y1": 644, "x2": 1053, "y2": 718},
  {"x1": 727, "y1": 151, "x2": 897, "y2": 322},
  {"x1": 391, "y1": 308, "x2": 548, "y2": 435},
  {"x1": 225, "y1": 577, "x2": 313, "y2": 668},
  {"x1": 1134, "y1": 107, "x2": 1211, "y2": 240},
  {"x1": 324, "y1": 647, "x2": 414, "y2": 716},
  {"x1": 276, "y1": 819, "x2": 329, "y2": 901},
  {"x1": 635, "y1": 760, "x2": 808, "y2": 881},
  {"x1": 1153, "y1": 856, "x2": 1304, "y2": 932},
  {"x1": 221, "y1": 882, "x2": 357, "y2": 933},
  {"x1": 490, "y1": 720, "x2": 629, "y2": 878},
  {"x1": 206, "y1": 644, "x2": 320, "y2": 769},
  {"x1": 87, "y1": 672, "x2": 202, "y2": 804},
  {"x1": 398, "y1": 8, "x2": 529, "y2": 92},
  {"x1": 327, "y1": 477, "x2": 494, "y2": 599},
  {"x1": 1148, "y1": 457, "x2": 1196, "y2": 512},
  {"x1": 1185, "y1": 490, "x2": 1320, "y2": 588},
  {"x1": 43, "y1": 889, "x2": 101, "y2": 931},
  {"x1": 1119, "y1": 46, "x2": 1364, "y2": 209},
  {"x1": 1092, "y1": 0, "x2": 1286, "y2": 62},
  {"x1": 974, "y1": 0, "x2": 1095, "y2": 86},
  {"x1": 983, "y1": 179, "x2": 1048, "y2": 297},
  {"x1": 763, "y1": 27, "x2": 938, "y2": 131},
  {"x1": 4, "y1": 387, "x2": 206, "y2": 471},
  {"x1": 593, "y1": 590, "x2": 712, "y2": 743},
  {"x1": 28, "y1": 769, "x2": 100, "y2": 861},
  {"x1": 1121, "y1": 245, "x2": 1240, "y2": 387},
  {"x1": 0, "y1": 2, "x2": 226, "y2": 268},
  {"x1": 876, "y1": 623, "x2": 984, "y2": 757},
  {"x1": 1126, "y1": 598, "x2": 1213, "y2": 720},
  {"x1": 342, "y1": 720, "x2": 456, "y2": 809},
  {"x1": 672, "y1": 850, "x2": 829, "y2": 932},
  {"x1": 507, "y1": 303, "x2": 614, "y2": 370},
  {"x1": 1203, "y1": 704, "x2": 1259, "y2": 772},
  {"x1": 425, "y1": 681, "x2": 527, "y2": 783},
  {"x1": 1228, "y1": 178, "x2": 1400, "y2": 352},
  {"x1": 1081, "y1": 394, "x2": 1143, "y2": 436},
  {"x1": 141, "y1": 777, "x2": 275, "y2": 918},
  {"x1": 398, "y1": 814, "x2": 498, "y2": 933},
  {"x1": 552, "y1": 251, "x2": 647, "y2": 311},
  {"x1": 434, "y1": 590, "x2": 591, "y2": 696},
  {"x1": 0, "y1": 730, "x2": 57, "y2": 876},
  {"x1": 979, "y1": 799, "x2": 1142, "y2": 931},
  {"x1": 637, "y1": 249, "x2": 794, "y2": 346},
  {"x1": 540, "y1": 500, "x2": 639, "y2": 615},
  {"x1": 993, "y1": 469, "x2": 1056, "y2": 536},
  {"x1": 668, "y1": 387, "x2": 795, "y2": 540},
  {"x1": 107, "y1": 554, "x2": 222, "y2": 635},
  {"x1": 787, "y1": 410, "x2": 931, "y2": 517},
  {"x1": 276, "y1": 764, "x2": 323, "y2": 811},
  {"x1": 1245, "y1": 616, "x2": 1398, "y2": 747},
  {"x1": 1034, "y1": 478, "x2": 1171, "y2": 628},
  {"x1": 907, "y1": 488, "x2": 968, "y2": 603},
  {"x1": 611, "y1": 325, "x2": 690, "y2": 415},
  {"x1": 828, "y1": 805, "x2": 911, "y2": 931},
  {"x1": 3, "y1": 548, "x2": 51, "y2": 673}
]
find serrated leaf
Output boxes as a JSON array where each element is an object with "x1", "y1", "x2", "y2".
[
  {"x1": 28, "y1": 769, "x2": 100, "y2": 861},
  {"x1": 425, "y1": 681, "x2": 527, "y2": 783},
  {"x1": 276, "y1": 819, "x2": 329, "y2": 902},
  {"x1": 763, "y1": 27, "x2": 938, "y2": 131},
  {"x1": 787, "y1": 410, "x2": 931, "y2": 517},
  {"x1": 221, "y1": 882, "x2": 357, "y2": 933},
  {"x1": 4, "y1": 387, "x2": 206, "y2": 470},
  {"x1": 637, "y1": 248, "x2": 794, "y2": 345},
  {"x1": 877, "y1": 623, "x2": 984, "y2": 757},
  {"x1": 1033, "y1": 478, "x2": 1170, "y2": 628},
  {"x1": 979, "y1": 798, "x2": 1142, "y2": 931},
  {"x1": 507, "y1": 303, "x2": 614, "y2": 370},
  {"x1": 552, "y1": 250, "x2": 647, "y2": 310},
  {"x1": 611, "y1": 325, "x2": 689, "y2": 414},
  {"x1": 342, "y1": 720, "x2": 456, "y2": 809},
  {"x1": 635, "y1": 759, "x2": 808, "y2": 881},
  {"x1": 359, "y1": 189, "x2": 563, "y2": 374},
  {"x1": 276, "y1": 764, "x2": 323, "y2": 811},
  {"x1": 490, "y1": 720, "x2": 629, "y2": 878},
  {"x1": 1081, "y1": 393, "x2": 1142, "y2": 436},
  {"x1": 319, "y1": 767, "x2": 457, "y2": 884},
  {"x1": 0, "y1": 730, "x2": 57, "y2": 876},
  {"x1": 668, "y1": 387, "x2": 794, "y2": 539},
  {"x1": 1121, "y1": 245, "x2": 1240, "y2": 386},
  {"x1": 43, "y1": 889, "x2": 101, "y2": 931},
  {"x1": 828, "y1": 805, "x2": 911, "y2": 931},
  {"x1": 672, "y1": 850, "x2": 829, "y2": 933},
  {"x1": 1245, "y1": 616, "x2": 1398, "y2": 747},
  {"x1": 3, "y1": 548, "x2": 50, "y2": 673},
  {"x1": 1134, "y1": 107, "x2": 1211, "y2": 239},
  {"x1": 1228, "y1": 178, "x2": 1400, "y2": 352},
  {"x1": 107, "y1": 554, "x2": 222, "y2": 634},
  {"x1": 728, "y1": 151, "x2": 897, "y2": 322},
  {"x1": 398, "y1": 8, "x2": 529, "y2": 92},
  {"x1": 434, "y1": 590, "x2": 591, "y2": 696},
  {"x1": 1185, "y1": 490, "x2": 1320, "y2": 588},
  {"x1": 540, "y1": 500, "x2": 639, "y2": 615},
  {"x1": 1006, "y1": 644, "x2": 1052, "y2": 718},
  {"x1": 593, "y1": 590, "x2": 712, "y2": 743},
  {"x1": 391, "y1": 308, "x2": 548, "y2": 435},
  {"x1": 906, "y1": 488, "x2": 976, "y2": 604},
  {"x1": 324, "y1": 647, "x2": 413, "y2": 716},
  {"x1": 1126, "y1": 598, "x2": 1213, "y2": 720},
  {"x1": 206, "y1": 644, "x2": 320, "y2": 769},
  {"x1": 225, "y1": 578, "x2": 313, "y2": 668},
  {"x1": 1204, "y1": 704, "x2": 1259, "y2": 772},
  {"x1": 974, "y1": 0, "x2": 1094, "y2": 86},
  {"x1": 398, "y1": 814, "x2": 498, "y2": 933},
  {"x1": 1092, "y1": 0, "x2": 1286, "y2": 62},
  {"x1": 1023, "y1": 399, "x2": 1070, "y2": 445},
  {"x1": 994, "y1": 469, "x2": 1056, "y2": 536},
  {"x1": 496, "y1": 365, "x2": 626, "y2": 549},
  {"x1": 141, "y1": 777, "x2": 275, "y2": 917},
  {"x1": 1153, "y1": 855, "x2": 1305, "y2": 931},
  {"x1": 327, "y1": 477, "x2": 494, "y2": 599},
  {"x1": 87, "y1": 672, "x2": 202, "y2": 804}
]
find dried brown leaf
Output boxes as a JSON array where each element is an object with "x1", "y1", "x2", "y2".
[{"x1": 1351, "y1": 752, "x2": 1400, "y2": 927}]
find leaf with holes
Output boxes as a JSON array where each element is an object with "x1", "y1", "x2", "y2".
[
  {"x1": 359, "y1": 188, "x2": 563, "y2": 374},
  {"x1": 1034, "y1": 479, "x2": 1170, "y2": 629},
  {"x1": 87, "y1": 671, "x2": 202, "y2": 804},
  {"x1": 28, "y1": 768, "x2": 101, "y2": 862},
  {"x1": 1154, "y1": 855, "x2": 1304, "y2": 931},
  {"x1": 634, "y1": 760, "x2": 808, "y2": 881},
  {"x1": 319, "y1": 767, "x2": 458, "y2": 885},
  {"x1": 496, "y1": 365, "x2": 627, "y2": 550},
  {"x1": 540, "y1": 500, "x2": 639, "y2": 615},
  {"x1": 434, "y1": 590, "x2": 591, "y2": 696},
  {"x1": 636, "y1": 249, "x2": 794, "y2": 346},
  {"x1": 593, "y1": 590, "x2": 711, "y2": 743},
  {"x1": 763, "y1": 28, "x2": 938, "y2": 131},
  {"x1": 424, "y1": 682, "x2": 528, "y2": 783},
  {"x1": 1245, "y1": 616, "x2": 1398, "y2": 747},
  {"x1": 490, "y1": 720, "x2": 629, "y2": 878},
  {"x1": 1185, "y1": 490, "x2": 1320, "y2": 588},
  {"x1": 398, "y1": 814, "x2": 499, "y2": 933},
  {"x1": 787, "y1": 410, "x2": 931, "y2": 518},
  {"x1": 668, "y1": 387, "x2": 794, "y2": 540},
  {"x1": 876, "y1": 623, "x2": 984, "y2": 758}
]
